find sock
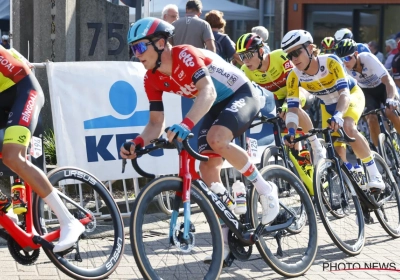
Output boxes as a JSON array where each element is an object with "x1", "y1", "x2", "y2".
[
  {"x1": 361, "y1": 155, "x2": 380, "y2": 178},
  {"x1": 239, "y1": 161, "x2": 271, "y2": 195},
  {"x1": 221, "y1": 224, "x2": 229, "y2": 245},
  {"x1": 309, "y1": 135, "x2": 322, "y2": 150},
  {"x1": 344, "y1": 162, "x2": 353, "y2": 171},
  {"x1": 43, "y1": 189, "x2": 75, "y2": 226}
]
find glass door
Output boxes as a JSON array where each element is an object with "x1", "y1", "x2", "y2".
[{"x1": 354, "y1": 9, "x2": 380, "y2": 44}]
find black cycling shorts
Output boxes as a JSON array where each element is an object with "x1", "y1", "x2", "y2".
[
  {"x1": 362, "y1": 83, "x2": 386, "y2": 113},
  {"x1": 197, "y1": 82, "x2": 260, "y2": 154},
  {"x1": 0, "y1": 73, "x2": 44, "y2": 133}
]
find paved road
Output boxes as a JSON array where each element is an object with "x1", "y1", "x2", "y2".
[{"x1": 1, "y1": 214, "x2": 400, "y2": 280}]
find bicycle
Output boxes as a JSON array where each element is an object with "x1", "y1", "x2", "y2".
[
  {"x1": 361, "y1": 107, "x2": 400, "y2": 182},
  {"x1": 299, "y1": 126, "x2": 400, "y2": 256},
  {"x1": 0, "y1": 152, "x2": 125, "y2": 279},
  {"x1": 126, "y1": 132, "x2": 318, "y2": 279}
]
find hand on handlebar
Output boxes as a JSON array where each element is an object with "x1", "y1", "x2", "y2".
[
  {"x1": 329, "y1": 111, "x2": 344, "y2": 132},
  {"x1": 120, "y1": 141, "x2": 138, "y2": 160},
  {"x1": 283, "y1": 127, "x2": 296, "y2": 148},
  {"x1": 386, "y1": 98, "x2": 398, "y2": 111},
  {"x1": 167, "y1": 120, "x2": 193, "y2": 143}
]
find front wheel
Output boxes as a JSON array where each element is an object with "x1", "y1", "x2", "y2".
[
  {"x1": 314, "y1": 159, "x2": 365, "y2": 256},
  {"x1": 249, "y1": 165, "x2": 318, "y2": 278},
  {"x1": 130, "y1": 176, "x2": 223, "y2": 280},
  {"x1": 33, "y1": 167, "x2": 125, "y2": 280}
]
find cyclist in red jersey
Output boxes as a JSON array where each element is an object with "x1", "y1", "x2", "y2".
[
  {"x1": 120, "y1": 17, "x2": 280, "y2": 261},
  {"x1": 0, "y1": 46, "x2": 84, "y2": 252}
]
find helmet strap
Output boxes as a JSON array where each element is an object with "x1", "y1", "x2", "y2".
[
  {"x1": 303, "y1": 44, "x2": 313, "y2": 71},
  {"x1": 151, "y1": 38, "x2": 166, "y2": 74},
  {"x1": 257, "y1": 48, "x2": 264, "y2": 70}
]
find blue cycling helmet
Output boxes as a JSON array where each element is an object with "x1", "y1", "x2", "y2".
[{"x1": 127, "y1": 17, "x2": 174, "y2": 45}]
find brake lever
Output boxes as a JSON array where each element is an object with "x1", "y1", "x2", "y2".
[{"x1": 122, "y1": 159, "x2": 127, "y2": 173}]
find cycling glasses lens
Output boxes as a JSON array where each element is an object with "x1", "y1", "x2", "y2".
[
  {"x1": 239, "y1": 51, "x2": 256, "y2": 61},
  {"x1": 131, "y1": 41, "x2": 152, "y2": 55},
  {"x1": 341, "y1": 54, "x2": 354, "y2": 62},
  {"x1": 287, "y1": 47, "x2": 303, "y2": 61}
]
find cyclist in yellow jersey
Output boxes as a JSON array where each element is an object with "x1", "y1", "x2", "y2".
[
  {"x1": 236, "y1": 33, "x2": 324, "y2": 161},
  {"x1": 0, "y1": 45, "x2": 85, "y2": 252},
  {"x1": 281, "y1": 29, "x2": 384, "y2": 190}
]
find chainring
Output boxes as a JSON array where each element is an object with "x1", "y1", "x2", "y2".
[
  {"x1": 227, "y1": 229, "x2": 252, "y2": 261},
  {"x1": 8, "y1": 237, "x2": 40, "y2": 265}
]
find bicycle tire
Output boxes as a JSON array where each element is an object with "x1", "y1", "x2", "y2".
[
  {"x1": 33, "y1": 167, "x2": 125, "y2": 280},
  {"x1": 314, "y1": 158, "x2": 365, "y2": 256},
  {"x1": 371, "y1": 152, "x2": 400, "y2": 237},
  {"x1": 260, "y1": 146, "x2": 287, "y2": 168},
  {"x1": 130, "y1": 176, "x2": 223, "y2": 280},
  {"x1": 249, "y1": 165, "x2": 318, "y2": 278}
]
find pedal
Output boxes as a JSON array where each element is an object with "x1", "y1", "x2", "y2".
[{"x1": 223, "y1": 252, "x2": 235, "y2": 268}]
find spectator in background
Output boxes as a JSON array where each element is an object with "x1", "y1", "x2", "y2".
[
  {"x1": 395, "y1": 32, "x2": 400, "y2": 43},
  {"x1": 251, "y1": 26, "x2": 271, "y2": 53},
  {"x1": 385, "y1": 39, "x2": 399, "y2": 70},
  {"x1": 171, "y1": 0, "x2": 216, "y2": 52},
  {"x1": 1, "y1": 35, "x2": 10, "y2": 49},
  {"x1": 392, "y1": 40, "x2": 400, "y2": 89},
  {"x1": 161, "y1": 4, "x2": 179, "y2": 24},
  {"x1": 204, "y1": 10, "x2": 239, "y2": 63},
  {"x1": 368, "y1": 41, "x2": 384, "y2": 63}
]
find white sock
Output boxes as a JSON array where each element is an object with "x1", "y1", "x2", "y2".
[
  {"x1": 309, "y1": 135, "x2": 322, "y2": 150},
  {"x1": 239, "y1": 161, "x2": 272, "y2": 195},
  {"x1": 43, "y1": 189, "x2": 75, "y2": 226},
  {"x1": 362, "y1": 155, "x2": 380, "y2": 178},
  {"x1": 221, "y1": 225, "x2": 229, "y2": 245}
]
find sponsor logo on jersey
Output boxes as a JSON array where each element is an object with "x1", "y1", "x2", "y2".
[
  {"x1": 20, "y1": 89, "x2": 38, "y2": 126},
  {"x1": 193, "y1": 68, "x2": 205, "y2": 81},
  {"x1": 227, "y1": 74, "x2": 238, "y2": 86},
  {"x1": 176, "y1": 82, "x2": 197, "y2": 96},
  {"x1": 179, "y1": 48, "x2": 195, "y2": 67},
  {"x1": 178, "y1": 70, "x2": 185, "y2": 80},
  {"x1": 226, "y1": 98, "x2": 246, "y2": 112},
  {"x1": 0, "y1": 55, "x2": 15, "y2": 72},
  {"x1": 283, "y1": 61, "x2": 292, "y2": 70}
]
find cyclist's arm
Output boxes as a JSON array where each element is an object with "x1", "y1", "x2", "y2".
[
  {"x1": 381, "y1": 74, "x2": 398, "y2": 100},
  {"x1": 285, "y1": 71, "x2": 300, "y2": 131},
  {"x1": 329, "y1": 56, "x2": 351, "y2": 114},
  {"x1": 334, "y1": 89, "x2": 350, "y2": 114},
  {"x1": 395, "y1": 79, "x2": 400, "y2": 89},
  {"x1": 138, "y1": 110, "x2": 165, "y2": 146},
  {"x1": 185, "y1": 69, "x2": 216, "y2": 124}
]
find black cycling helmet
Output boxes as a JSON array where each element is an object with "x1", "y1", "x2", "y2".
[{"x1": 335, "y1": 38, "x2": 357, "y2": 57}]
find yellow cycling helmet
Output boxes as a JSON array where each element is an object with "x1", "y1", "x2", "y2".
[{"x1": 236, "y1": 33, "x2": 263, "y2": 53}]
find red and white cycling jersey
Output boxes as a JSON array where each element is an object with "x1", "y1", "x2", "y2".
[{"x1": 144, "y1": 45, "x2": 248, "y2": 105}]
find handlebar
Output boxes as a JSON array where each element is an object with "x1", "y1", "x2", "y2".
[
  {"x1": 291, "y1": 126, "x2": 355, "y2": 144},
  {"x1": 121, "y1": 128, "x2": 208, "y2": 178},
  {"x1": 361, "y1": 106, "x2": 400, "y2": 118}
]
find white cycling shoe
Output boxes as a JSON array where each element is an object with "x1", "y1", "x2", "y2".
[
  {"x1": 312, "y1": 146, "x2": 327, "y2": 167},
  {"x1": 367, "y1": 174, "x2": 385, "y2": 190},
  {"x1": 53, "y1": 219, "x2": 85, "y2": 253},
  {"x1": 259, "y1": 182, "x2": 279, "y2": 225}
]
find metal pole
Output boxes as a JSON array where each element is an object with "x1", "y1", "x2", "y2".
[
  {"x1": 136, "y1": 0, "x2": 142, "y2": 20},
  {"x1": 9, "y1": 0, "x2": 12, "y2": 48},
  {"x1": 143, "y1": 0, "x2": 150, "y2": 18}
]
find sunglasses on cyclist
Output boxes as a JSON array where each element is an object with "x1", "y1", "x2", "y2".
[
  {"x1": 340, "y1": 54, "x2": 355, "y2": 62},
  {"x1": 286, "y1": 47, "x2": 303, "y2": 61},
  {"x1": 238, "y1": 51, "x2": 257, "y2": 61},
  {"x1": 130, "y1": 41, "x2": 153, "y2": 55}
]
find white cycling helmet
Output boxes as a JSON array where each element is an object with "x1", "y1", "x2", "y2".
[
  {"x1": 334, "y1": 28, "x2": 353, "y2": 42},
  {"x1": 2, "y1": 35, "x2": 9, "y2": 41},
  {"x1": 281, "y1": 30, "x2": 313, "y2": 52}
]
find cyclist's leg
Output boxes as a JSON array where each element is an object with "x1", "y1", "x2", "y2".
[
  {"x1": 205, "y1": 83, "x2": 279, "y2": 224},
  {"x1": 344, "y1": 86, "x2": 384, "y2": 189},
  {"x1": 1, "y1": 73, "x2": 84, "y2": 252},
  {"x1": 384, "y1": 85, "x2": 400, "y2": 133},
  {"x1": 363, "y1": 85, "x2": 384, "y2": 148}
]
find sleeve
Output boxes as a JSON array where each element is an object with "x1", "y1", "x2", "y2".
[
  {"x1": 279, "y1": 50, "x2": 294, "y2": 75},
  {"x1": 362, "y1": 53, "x2": 389, "y2": 80},
  {"x1": 174, "y1": 46, "x2": 209, "y2": 85},
  {"x1": 286, "y1": 70, "x2": 300, "y2": 108},
  {"x1": 144, "y1": 71, "x2": 164, "y2": 111},
  {"x1": 327, "y1": 55, "x2": 349, "y2": 91},
  {"x1": 393, "y1": 55, "x2": 400, "y2": 80},
  {"x1": 202, "y1": 21, "x2": 214, "y2": 42}
]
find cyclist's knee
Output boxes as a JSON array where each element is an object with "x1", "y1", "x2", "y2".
[
  {"x1": 366, "y1": 114, "x2": 378, "y2": 124},
  {"x1": 206, "y1": 133, "x2": 231, "y2": 153},
  {"x1": 2, "y1": 144, "x2": 26, "y2": 170},
  {"x1": 342, "y1": 119, "x2": 357, "y2": 136}
]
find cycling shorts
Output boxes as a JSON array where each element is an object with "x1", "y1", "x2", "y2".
[
  {"x1": 197, "y1": 82, "x2": 260, "y2": 154},
  {"x1": 1, "y1": 73, "x2": 44, "y2": 147},
  {"x1": 361, "y1": 83, "x2": 387, "y2": 113},
  {"x1": 320, "y1": 85, "x2": 365, "y2": 147}
]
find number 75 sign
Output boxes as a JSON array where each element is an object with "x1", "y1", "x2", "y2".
[{"x1": 87, "y1": 23, "x2": 125, "y2": 56}]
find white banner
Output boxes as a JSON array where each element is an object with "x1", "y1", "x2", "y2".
[{"x1": 47, "y1": 61, "x2": 276, "y2": 181}]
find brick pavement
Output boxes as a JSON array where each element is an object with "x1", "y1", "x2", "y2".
[{"x1": 1, "y1": 216, "x2": 400, "y2": 280}]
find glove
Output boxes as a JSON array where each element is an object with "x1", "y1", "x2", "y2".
[
  {"x1": 169, "y1": 118, "x2": 194, "y2": 140},
  {"x1": 121, "y1": 136, "x2": 144, "y2": 154},
  {"x1": 283, "y1": 127, "x2": 296, "y2": 144},
  {"x1": 386, "y1": 98, "x2": 398, "y2": 107},
  {"x1": 332, "y1": 111, "x2": 344, "y2": 127}
]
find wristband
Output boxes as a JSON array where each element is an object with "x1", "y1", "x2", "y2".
[
  {"x1": 131, "y1": 136, "x2": 144, "y2": 148},
  {"x1": 181, "y1": 117, "x2": 195, "y2": 130}
]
